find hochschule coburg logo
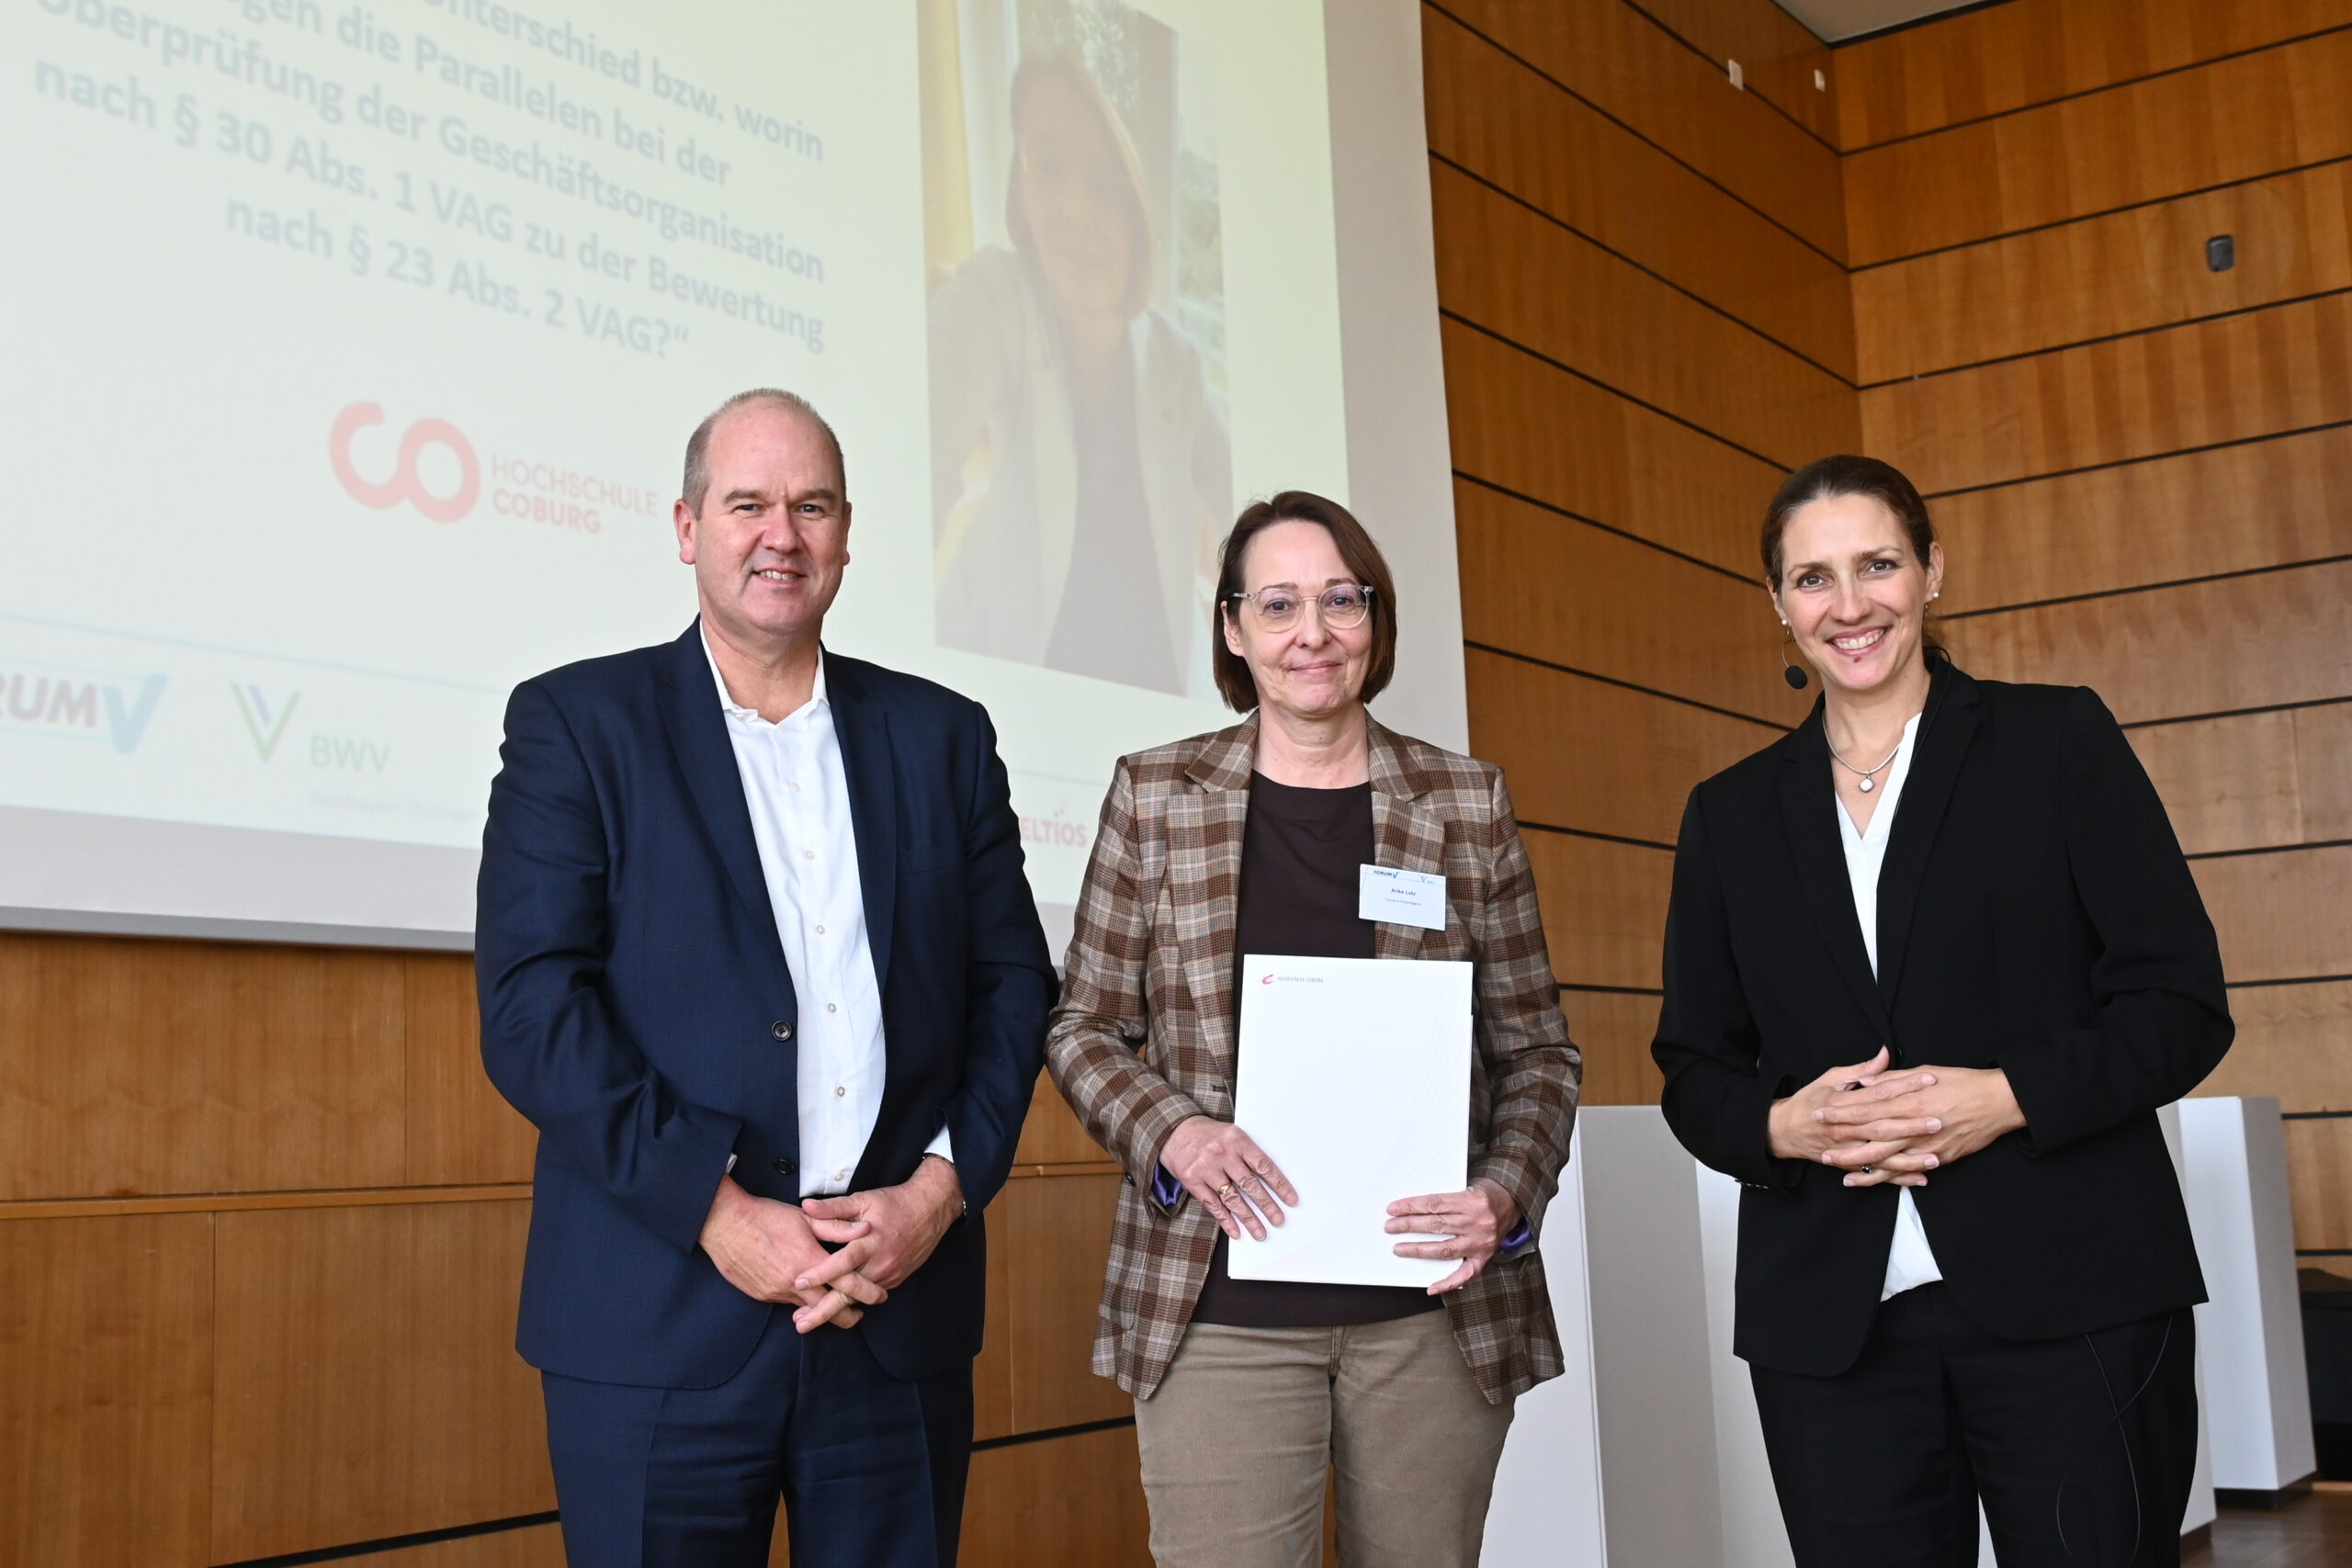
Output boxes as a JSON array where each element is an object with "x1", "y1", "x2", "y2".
[
  {"x1": 329, "y1": 401, "x2": 660, "y2": 534},
  {"x1": 330, "y1": 402, "x2": 481, "y2": 523}
]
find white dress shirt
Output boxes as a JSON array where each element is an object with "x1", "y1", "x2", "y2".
[
  {"x1": 705, "y1": 635, "x2": 950, "y2": 1198},
  {"x1": 1835, "y1": 711, "x2": 1943, "y2": 1301}
]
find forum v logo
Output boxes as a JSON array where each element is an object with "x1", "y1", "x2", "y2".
[
  {"x1": 0, "y1": 664, "x2": 167, "y2": 753},
  {"x1": 232, "y1": 685, "x2": 301, "y2": 761}
]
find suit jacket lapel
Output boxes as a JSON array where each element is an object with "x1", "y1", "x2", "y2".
[
  {"x1": 655, "y1": 623, "x2": 789, "y2": 977},
  {"x1": 1368, "y1": 719, "x2": 1446, "y2": 960},
  {"x1": 1171, "y1": 721, "x2": 1253, "y2": 1074},
  {"x1": 1778, "y1": 706, "x2": 1891, "y2": 1041},
  {"x1": 1875, "y1": 663, "x2": 1981, "y2": 1011},
  {"x1": 824, "y1": 651, "x2": 899, "y2": 992}
]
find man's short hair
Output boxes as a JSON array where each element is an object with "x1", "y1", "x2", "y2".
[{"x1": 681, "y1": 389, "x2": 847, "y2": 513}]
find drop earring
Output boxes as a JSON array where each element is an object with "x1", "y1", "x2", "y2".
[{"x1": 1779, "y1": 625, "x2": 1809, "y2": 690}]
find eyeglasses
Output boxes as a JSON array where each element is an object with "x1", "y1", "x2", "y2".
[{"x1": 1226, "y1": 583, "x2": 1375, "y2": 633}]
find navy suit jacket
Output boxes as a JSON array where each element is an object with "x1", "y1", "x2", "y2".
[{"x1": 477, "y1": 623, "x2": 1055, "y2": 1389}]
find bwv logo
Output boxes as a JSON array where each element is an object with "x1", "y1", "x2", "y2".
[
  {"x1": 1, "y1": 665, "x2": 167, "y2": 753},
  {"x1": 232, "y1": 685, "x2": 301, "y2": 761},
  {"x1": 330, "y1": 401, "x2": 480, "y2": 523}
]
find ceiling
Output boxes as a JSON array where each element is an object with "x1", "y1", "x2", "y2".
[{"x1": 1774, "y1": 0, "x2": 1992, "y2": 43}]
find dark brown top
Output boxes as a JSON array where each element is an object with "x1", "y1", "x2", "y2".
[{"x1": 1189, "y1": 773, "x2": 1443, "y2": 1327}]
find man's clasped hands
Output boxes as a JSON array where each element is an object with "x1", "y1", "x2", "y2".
[{"x1": 696, "y1": 1154, "x2": 965, "y2": 1333}]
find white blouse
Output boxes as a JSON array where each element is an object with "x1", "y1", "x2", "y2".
[{"x1": 1836, "y1": 711, "x2": 1943, "y2": 1301}]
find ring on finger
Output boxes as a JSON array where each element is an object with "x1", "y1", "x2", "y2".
[{"x1": 1217, "y1": 1182, "x2": 1236, "y2": 1196}]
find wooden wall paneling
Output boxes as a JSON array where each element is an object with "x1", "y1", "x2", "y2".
[
  {"x1": 1837, "y1": 0, "x2": 2352, "y2": 151},
  {"x1": 2297, "y1": 702, "x2": 2352, "y2": 838},
  {"x1": 1012, "y1": 1069, "x2": 1105, "y2": 1168},
  {"x1": 209, "y1": 1200, "x2": 552, "y2": 1562},
  {"x1": 1845, "y1": 28, "x2": 2352, "y2": 265},
  {"x1": 1522, "y1": 832, "x2": 1674, "y2": 992},
  {"x1": 959, "y1": 1426, "x2": 1153, "y2": 1568},
  {"x1": 1432, "y1": 164, "x2": 1858, "y2": 469},
  {"x1": 0, "y1": 1213, "x2": 212, "y2": 1568},
  {"x1": 1941, "y1": 560, "x2": 2352, "y2": 726},
  {"x1": 360, "y1": 1523, "x2": 567, "y2": 1568},
  {"x1": 1861, "y1": 292, "x2": 2352, "y2": 495},
  {"x1": 1424, "y1": 8, "x2": 1855, "y2": 378},
  {"x1": 2195, "y1": 980, "x2": 2352, "y2": 1111},
  {"x1": 1927, "y1": 423, "x2": 2352, "y2": 616},
  {"x1": 1622, "y1": 0, "x2": 1838, "y2": 145},
  {"x1": 1430, "y1": 0, "x2": 1848, "y2": 259},
  {"x1": 1566, "y1": 988, "x2": 1665, "y2": 1107},
  {"x1": 0, "y1": 932, "x2": 405, "y2": 1202},
  {"x1": 1454, "y1": 482, "x2": 1806, "y2": 728},
  {"x1": 1464, "y1": 649, "x2": 1781, "y2": 848},
  {"x1": 996, "y1": 1172, "x2": 1127, "y2": 1436},
  {"x1": 974, "y1": 1177, "x2": 1015, "y2": 1442},
  {"x1": 2285, "y1": 1115, "x2": 2352, "y2": 1250},
  {"x1": 2127, "y1": 712, "x2": 2306, "y2": 856},
  {"x1": 2191, "y1": 845, "x2": 2352, "y2": 986},
  {"x1": 1854, "y1": 161, "x2": 2352, "y2": 383},
  {"x1": 404, "y1": 954, "x2": 536, "y2": 1188},
  {"x1": 1439, "y1": 320, "x2": 1785, "y2": 579}
]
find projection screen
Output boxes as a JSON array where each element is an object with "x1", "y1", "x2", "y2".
[{"x1": 0, "y1": 0, "x2": 1462, "y2": 947}]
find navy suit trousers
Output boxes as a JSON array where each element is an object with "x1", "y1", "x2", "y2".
[{"x1": 542, "y1": 1312, "x2": 973, "y2": 1568}]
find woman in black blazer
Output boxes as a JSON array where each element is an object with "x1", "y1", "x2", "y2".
[{"x1": 1653, "y1": 456, "x2": 2233, "y2": 1568}]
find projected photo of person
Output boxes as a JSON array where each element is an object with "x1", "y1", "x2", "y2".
[{"x1": 922, "y1": 0, "x2": 1234, "y2": 697}]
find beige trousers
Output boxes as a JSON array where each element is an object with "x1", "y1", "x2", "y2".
[{"x1": 1130, "y1": 1313, "x2": 1515, "y2": 1568}]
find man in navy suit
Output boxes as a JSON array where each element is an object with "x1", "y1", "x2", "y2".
[{"x1": 477, "y1": 388, "x2": 1055, "y2": 1567}]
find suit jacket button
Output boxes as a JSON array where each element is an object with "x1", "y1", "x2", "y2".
[
  {"x1": 772, "y1": 1021, "x2": 794, "y2": 1042},
  {"x1": 773, "y1": 1158, "x2": 796, "y2": 1177}
]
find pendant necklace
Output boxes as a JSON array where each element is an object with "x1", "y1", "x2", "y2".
[{"x1": 1828, "y1": 737, "x2": 1902, "y2": 794}]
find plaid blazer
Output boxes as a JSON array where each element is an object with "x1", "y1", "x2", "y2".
[{"x1": 1045, "y1": 715, "x2": 1581, "y2": 1404}]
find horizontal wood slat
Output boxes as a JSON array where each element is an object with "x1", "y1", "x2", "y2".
[
  {"x1": 1455, "y1": 481, "x2": 1806, "y2": 728},
  {"x1": 0, "y1": 932, "x2": 406, "y2": 1202},
  {"x1": 1861, "y1": 292, "x2": 2352, "y2": 495},
  {"x1": 2195, "y1": 980, "x2": 2352, "y2": 1111},
  {"x1": 1430, "y1": 0, "x2": 1846, "y2": 258},
  {"x1": 1838, "y1": 0, "x2": 2352, "y2": 149},
  {"x1": 2128, "y1": 703, "x2": 2352, "y2": 855},
  {"x1": 2192, "y1": 845, "x2": 2352, "y2": 986},
  {"x1": 1626, "y1": 0, "x2": 1838, "y2": 146},
  {"x1": 1433, "y1": 164, "x2": 1858, "y2": 469},
  {"x1": 0, "y1": 1213, "x2": 212, "y2": 1568},
  {"x1": 1524, "y1": 831, "x2": 1674, "y2": 992},
  {"x1": 1942, "y1": 558, "x2": 2352, "y2": 726},
  {"x1": 1425, "y1": 7, "x2": 1854, "y2": 378},
  {"x1": 1466, "y1": 649, "x2": 1779, "y2": 848},
  {"x1": 1854, "y1": 160, "x2": 2352, "y2": 383},
  {"x1": 1440, "y1": 320, "x2": 1783, "y2": 579},
  {"x1": 2285, "y1": 1115, "x2": 2352, "y2": 1250},
  {"x1": 1567, "y1": 988, "x2": 1666, "y2": 1108},
  {"x1": 1928, "y1": 423, "x2": 2352, "y2": 616},
  {"x1": 363, "y1": 1524, "x2": 567, "y2": 1568},
  {"x1": 1845, "y1": 27, "x2": 2352, "y2": 265},
  {"x1": 209, "y1": 1201, "x2": 552, "y2": 1562}
]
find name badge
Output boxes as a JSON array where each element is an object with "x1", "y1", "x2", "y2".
[{"x1": 1359, "y1": 864, "x2": 1449, "y2": 931}]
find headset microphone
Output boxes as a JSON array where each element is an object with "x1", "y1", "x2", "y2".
[{"x1": 1783, "y1": 662, "x2": 1810, "y2": 690}]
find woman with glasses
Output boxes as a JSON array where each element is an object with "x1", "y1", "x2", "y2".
[{"x1": 1046, "y1": 491, "x2": 1579, "y2": 1568}]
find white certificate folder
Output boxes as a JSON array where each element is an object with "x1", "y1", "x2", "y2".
[{"x1": 1226, "y1": 955, "x2": 1473, "y2": 1289}]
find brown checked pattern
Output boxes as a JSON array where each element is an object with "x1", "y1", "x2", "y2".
[{"x1": 1046, "y1": 715, "x2": 1581, "y2": 1403}]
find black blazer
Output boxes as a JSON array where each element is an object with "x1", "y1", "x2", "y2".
[
  {"x1": 477, "y1": 625, "x2": 1056, "y2": 1389},
  {"x1": 1652, "y1": 661, "x2": 2232, "y2": 1377}
]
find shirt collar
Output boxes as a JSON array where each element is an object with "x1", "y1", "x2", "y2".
[{"x1": 701, "y1": 626, "x2": 827, "y2": 725}]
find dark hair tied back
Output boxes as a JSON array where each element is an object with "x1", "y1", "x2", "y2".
[{"x1": 1760, "y1": 455, "x2": 1947, "y2": 662}]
